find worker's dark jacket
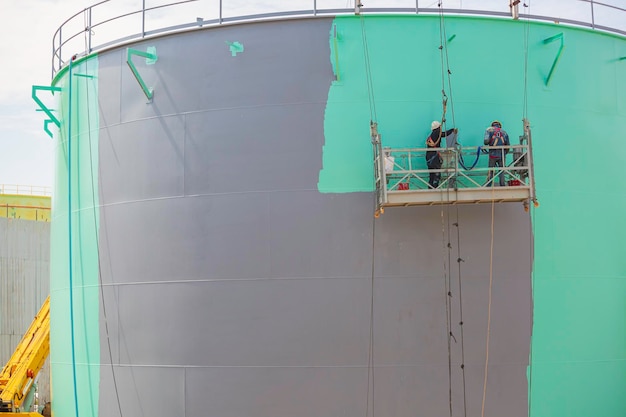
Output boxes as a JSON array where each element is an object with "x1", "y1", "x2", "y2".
[
  {"x1": 484, "y1": 127, "x2": 510, "y2": 159},
  {"x1": 426, "y1": 127, "x2": 455, "y2": 168}
]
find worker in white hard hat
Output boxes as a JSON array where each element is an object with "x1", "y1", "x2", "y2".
[{"x1": 425, "y1": 120, "x2": 457, "y2": 189}]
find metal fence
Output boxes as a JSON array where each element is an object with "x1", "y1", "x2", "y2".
[
  {"x1": 52, "y1": 0, "x2": 626, "y2": 78},
  {"x1": 381, "y1": 145, "x2": 530, "y2": 191},
  {"x1": 0, "y1": 185, "x2": 52, "y2": 197}
]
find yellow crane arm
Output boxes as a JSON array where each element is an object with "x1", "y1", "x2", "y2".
[{"x1": 0, "y1": 296, "x2": 50, "y2": 414}]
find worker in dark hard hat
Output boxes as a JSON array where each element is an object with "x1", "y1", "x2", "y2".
[
  {"x1": 426, "y1": 120, "x2": 457, "y2": 189},
  {"x1": 484, "y1": 120, "x2": 510, "y2": 186}
]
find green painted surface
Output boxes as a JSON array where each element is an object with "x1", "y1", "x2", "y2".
[
  {"x1": 227, "y1": 41, "x2": 244, "y2": 56},
  {"x1": 320, "y1": 15, "x2": 626, "y2": 416},
  {"x1": 49, "y1": 55, "x2": 100, "y2": 417}
]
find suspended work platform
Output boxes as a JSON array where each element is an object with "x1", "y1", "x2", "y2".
[{"x1": 372, "y1": 120, "x2": 538, "y2": 215}]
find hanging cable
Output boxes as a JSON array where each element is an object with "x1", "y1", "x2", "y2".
[
  {"x1": 439, "y1": 7, "x2": 456, "y2": 128},
  {"x1": 438, "y1": 189, "x2": 453, "y2": 417},
  {"x1": 66, "y1": 57, "x2": 80, "y2": 417},
  {"x1": 481, "y1": 182, "x2": 497, "y2": 417},
  {"x1": 83, "y1": 63, "x2": 124, "y2": 417},
  {"x1": 360, "y1": 13, "x2": 378, "y2": 123},
  {"x1": 522, "y1": 1, "x2": 532, "y2": 120},
  {"x1": 454, "y1": 205, "x2": 468, "y2": 417},
  {"x1": 527, "y1": 195, "x2": 537, "y2": 417},
  {"x1": 359, "y1": 6, "x2": 377, "y2": 416},
  {"x1": 365, "y1": 216, "x2": 376, "y2": 417},
  {"x1": 524, "y1": 0, "x2": 535, "y2": 400},
  {"x1": 437, "y1": 3, "x2": 457, "y2": 416}
]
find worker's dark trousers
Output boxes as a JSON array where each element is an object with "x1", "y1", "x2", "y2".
[
  {"x1": 487, "y1": 157, "x2": 505, "y2": 186},
  {"x1": 428, "y1": 171, "x2": 440, "y2": 189},
  {"x1": 427, "y1": 161, "x2": 441, "y2": 189}
]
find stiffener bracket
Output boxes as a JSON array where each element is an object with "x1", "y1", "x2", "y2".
[
  {"x1": 543, "y1": 33, "x2": 565, "y2": 86},
  {"x1": 126, "y1": 47, "x2": 158, "y2": 101},
  {"x1": 32, "y1": 85, "x2": 62, "y2": 138}
]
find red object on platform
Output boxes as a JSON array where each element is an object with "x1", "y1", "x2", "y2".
[
  {"x1": 398, "y1": 183, "x2": 409, "y2": 190},
  {"x1": 508, "y1": 179, "x2": 522, "y2": 186}
]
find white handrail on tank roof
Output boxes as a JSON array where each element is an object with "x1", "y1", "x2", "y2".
[{"x1": 51, "y1": 0, "x2": 626, "y2": 79}]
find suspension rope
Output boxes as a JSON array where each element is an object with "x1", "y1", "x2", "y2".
[
  {"x1": 527, "y1": 197, "x2": 537, "y2": 417},
  {"x1": 481, "y1": 182, "x2": 497, "y2": 417},
  {"x1": 525, "y1": 0, "x2": 535, "y2": 398},
  {"x1": 83, "y1": 64, "x2": 124, "y2": 417},
  {"x1": 439, "y1": 6, "x2": 456, "y2": 128},
  {"x1": 360, "y1": 13, "x2": 378, "y2": 123},
  {"x1": 437, "y1": 3, "x2": 462, "y2": 416},
  {"x1": 365, "y1": 177, "x2": 377, "y2": 417},
  {"x1": 438, "y1": 191, "x2": 453, "y2": 417},
  {"x1": 360, "y1": 7, "x2": 377, "y2": 416},
  {"x1": 522, "y1": 1, "x2": 532, "y2": 120},
  {"x1": 454, "y1": 205, "x2": 468, "y2": 417},
  {"x1": 521, "y1": 6, "x2": 536, "y2": 413},
  {"x1": 437, "y1": 3, "x2": 455, "y2": 416},
  {"x1": 67, "y1": 57, "x2": 80, "y2": 417},
  {"x1": 438, "y1": 3, "x2": 448, "y2": 129}
]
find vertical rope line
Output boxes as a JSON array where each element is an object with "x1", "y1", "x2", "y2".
[
  {"x1": 440, "y1": 6, "x2": 456, "y2": 127},
  {"x1": 360, "y1": 15, "x2": 377, "y2": 122},
  {"x1": 481, "y1": 183, "x2": 496, "y2": 417},
  {"x1": 455, "y1": 205, "x2": 468, "y2": 417},
  {"x1": 522, "y1": 0, "x2": 531, "y2": 119},
  {"x1": 438, "y1": 4, "x2": 454, "y2": 416},
  {"x1": 361, "y1": 14, "x2": 378, "y2": 414},
  {"x1": 527, "y1": 202, "x2": 536, "y2": 417},
  {"x1": 439, "y1": 195, "x2": 452, "y2": 417},
  {"x1": 441, "y1": 159, "x2": 453, "y2": 417},
  {"x1": 365, "y1": 192, "x2": 377, "y2": 417},
  {"x1": 84, "y1": 65, "x2": 124, "y2": 417},
  {"x1": 523, "y1": 5, "x2": 534, "y2": 414},
  {"x1": 438, "y1": 1, "x2": 447, "y2": 130},
  {"x1": 67, "y1": 57, "x2": 80, "y2": 417}
]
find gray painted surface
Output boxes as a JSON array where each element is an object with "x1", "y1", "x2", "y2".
[
  {"x1": 0, "y1": 218, "x2": 51, "y2": 407},
  {"x1": 94, "y1": 18, "x2": 531, "y2": 417}
]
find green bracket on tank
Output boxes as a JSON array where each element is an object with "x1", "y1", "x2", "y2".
[
  {"x1": 126, "y1": 47, "x2": 157, "y2": 101},
  {"x1": 32, "y1": 85, "x2": 62, "y2": 138},
  {"x1": 74, "y1": 73, "x2": 96, "y2": 79},
  {"x1": 333, "y1": 24, "x2": 342, "y2": 82},
  {"x1": 447, "y1": 34, "x2": 456, "y2": 43},
  {"x1": 543, "y1": 32, "x2": 564, "y2": 86},
  {"x1": 225, "y1": 41, "x2": 244, "y2": 56}
]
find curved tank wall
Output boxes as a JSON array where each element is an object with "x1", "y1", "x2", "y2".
[{"x1": 48, "y1": 14, "x2": 626, "y2": 417}]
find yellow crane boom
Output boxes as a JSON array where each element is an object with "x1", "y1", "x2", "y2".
[{"x1": 0, "y1": 296, "x2": 50, "y2": 416}]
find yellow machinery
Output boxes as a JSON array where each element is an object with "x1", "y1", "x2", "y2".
[{"x1": 0, "y1": 296, "x2": 50, "y2": 416}]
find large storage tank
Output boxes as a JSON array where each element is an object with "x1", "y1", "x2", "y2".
[{"x1": 46, "y1": 2, "x2": 625, "y2": 416}]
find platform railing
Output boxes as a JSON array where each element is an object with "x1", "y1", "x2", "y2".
[
  {"x1": 52, "y1": 0, "x2": 626, "y2": 79},
  {"x1": 381, "y1": 145, "x2": 530, "y2": 192},
  {"x1": 372, "y1": 142, "x2": 534, "y2": 211},
  {"x1": 0, "y1": 185, "x2": 53, "y2": 197}
]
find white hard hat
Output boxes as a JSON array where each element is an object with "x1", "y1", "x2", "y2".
[{"x1": 431, "y1": 120, "x2": 441, "y2": 130}]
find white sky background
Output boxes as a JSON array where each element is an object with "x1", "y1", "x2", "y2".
[{"x1": 0, "y1": 0, "x2": 621, "y2": 189}]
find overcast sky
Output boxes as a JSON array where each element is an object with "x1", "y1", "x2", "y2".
[{"x1": 0, "y1": 0, "x2": 620, "y2": 189}]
